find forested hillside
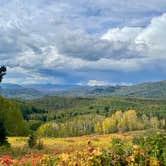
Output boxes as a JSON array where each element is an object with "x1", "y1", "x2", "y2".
[
  {"x1": 0, "y1": 96, "x2": 29, "y2": 136},
  {"x1": 22, "y1": 96, "x2": 166, "y2": 122},
  {"x1": 3, "y1": 96, "x2": 163, "y2": 138}
]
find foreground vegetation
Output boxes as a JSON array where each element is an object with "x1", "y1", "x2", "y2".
[{"x1": 0, "y1": 130, "x2": 165, "y2": 166}]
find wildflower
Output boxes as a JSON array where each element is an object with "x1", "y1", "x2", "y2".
[{"x1": 1, "y1": 156, "x2": 13, "y2": 166}]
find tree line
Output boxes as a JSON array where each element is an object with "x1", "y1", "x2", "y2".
[{"x1": 37, "y1": 110, "x2": 165, "y2": 137}]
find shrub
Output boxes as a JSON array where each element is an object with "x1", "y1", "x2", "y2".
[
  {"x1": 133, "y1": 133, "x2": 166, "y2": 165},
  {"x1": 36, "y1": 138, "x2": 44, "y2": 150},
  {"x1": 28, "y1": 133, "x2": 37, "y2": 148}
]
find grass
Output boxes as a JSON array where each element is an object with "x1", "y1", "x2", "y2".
[
  {"x1": 8, "y1": 133, "x2": 130, "y2": 149},
  {"x1": 2, "y1": 129, "x2": 163, "y2": 158}
]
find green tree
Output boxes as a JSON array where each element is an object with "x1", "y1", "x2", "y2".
[
  {"x1": 0, "y1": 120, "x2": 9, "y2": 146},
  {"x1": 0, "y1": 97, "x2": 29, "y2": 136},
  {"x1": 0, "y1": 67, "x2": 29, "y2": 136}
]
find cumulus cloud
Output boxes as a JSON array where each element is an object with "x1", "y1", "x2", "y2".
[
  {"x1": 101, "y1": 27, "x2": 142, "y2": 42},
  {"x1": 55, "y1": 29, "x2": 139, "y2": 61},
  {"x1": 100, "y1": 13, "x2": 166, "y2": 71},
  {"x1": 135, "y1": 13, "x2": 166, "y2": 58}
]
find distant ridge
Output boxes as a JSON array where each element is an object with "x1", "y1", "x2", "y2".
[
  {"x1": 0, "y1": 83, "x2": 44, "y2": 99},
  {"x1": 1, "y1": 80, "x2": 166, "y2": 99},
  {"x1": 53, "y1": 80, "x2": 166, "y2": 99}
]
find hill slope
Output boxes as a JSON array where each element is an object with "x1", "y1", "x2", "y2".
[
  {"x1": 0, "y1": 96, "x2": 29, "y2": 135},
  {"x1": 54, "y1": 80, "x2": 166, "y2": 99},
  {"x1": 0, "y1": 83, "x2": 44, "y2": 99}
]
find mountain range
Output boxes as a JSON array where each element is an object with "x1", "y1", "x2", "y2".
[
  {"x1": 0, "y1": 80, "x2": 166, "y2": 99},
  {"x1": 55, "y1": 80, "x2": 166, "y2": 98}
]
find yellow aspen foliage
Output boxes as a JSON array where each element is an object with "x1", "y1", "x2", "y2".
[
  {"x1": 94, "y1": 122, "x2": 102, "y2": 134},
  {"x1": 102, "y1": 118, "x2": 111, "y2": 134},
  {"x1": 150, "y1": 117, "x2": 159, "y2": 129}
]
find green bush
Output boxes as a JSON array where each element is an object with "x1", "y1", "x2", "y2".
[
  {"x1": 36, "y1": 138, "x2": 44, "y2": 150},
  {"x1": 28, "y1": 133, "x2": 37, "y2": 148}
]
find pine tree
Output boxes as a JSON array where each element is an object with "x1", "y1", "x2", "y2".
[
  {"x1": 0, "y1": 66, "x2": 6, "y2": 82},
  {"x1": 0, "y1": 66, "x2": 9, "y2": 146},
  {"x1": 0, "y1": 120, "x2": 9, "y2": 146}
]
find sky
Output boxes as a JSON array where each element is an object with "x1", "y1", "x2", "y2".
[{"x1": 1, "y1": 0, "x2": 166, "y2": 86}]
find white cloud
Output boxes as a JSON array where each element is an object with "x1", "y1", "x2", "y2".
[
  {"x1": 87, "y1": 80, "x2": 109, "y2": 86},
  {"x1": 101, "y1": 27, "x2": 142, "y2": 42},
  {"x1": 135, "y1": 13, "x2": 166, "y2": 58},
  {"x1": 100, "y1": 13, "x2": 166, "y2": 71}
]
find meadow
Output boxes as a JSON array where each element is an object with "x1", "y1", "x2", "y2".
[{"x1": 0, "y1": 129, "x2": 166, "y2": 166}]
